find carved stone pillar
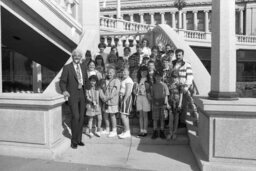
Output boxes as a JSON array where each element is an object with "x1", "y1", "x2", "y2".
[
  {"x1": 150, "y1": 13, "x2": 155, "y2": 25},
  {"x1": 183, "y1": 11, "x2": 187, "y2": 30},
  {"x1": 171, "y1": 12, "x2": 176, "y2": 29},
  {"x1": 161, "y1": 12, "x2": 165, "y2": 24},
  {"x1": 129, "y1": 13, "x2": 134, "y2": 22},
  {"x1": 239, "y1": 8, "x2": 244, "y2": 34},
  {"x1": 139, "y1": 13, "x2": 144, "y2": 24},
  {"x1": 178, "y1": 10, "x2": 182, "y2": 29},
  {"x1": 193, "y1": 10, "x2": 198, "y2": 30},
  {"x1": 204, "y1": 10, "x2": 209, "y2": 32}
]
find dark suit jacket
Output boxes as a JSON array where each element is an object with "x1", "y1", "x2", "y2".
[{"x1": 59, "y1": 62, "x2": 88, "y2": 102}]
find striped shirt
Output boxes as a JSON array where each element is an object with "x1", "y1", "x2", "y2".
[{"x1": 172, "y1": 60, "x2": 193, "y2": 87}]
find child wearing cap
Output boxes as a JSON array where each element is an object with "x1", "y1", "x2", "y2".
[
  {"x1": 167, "y1": 70, "x2": 184, "y2": 140},
  {"x1": 151, "y1": 71, "x2": 170, "y2": 139}
]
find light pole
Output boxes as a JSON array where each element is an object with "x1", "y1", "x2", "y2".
[{"x1": 173, "y1": 0, "x2": 186, "y2": 31}]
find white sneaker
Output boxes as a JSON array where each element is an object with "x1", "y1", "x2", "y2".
[
  {"x1": 108, "y1": 131, "x2": 117, "y2": 138},
  {"x1": 88, "y1": 132, "x2": 94, "y2": 138},
  {"x1": 118, "y1": 131, "x2": 131, "y2": 139},
  {"x1": 95, "y1": 131, "x2": 101, "y2": 137},
  {"x1": 101, "y1": 130, "x2": 110, "y2": 135}
]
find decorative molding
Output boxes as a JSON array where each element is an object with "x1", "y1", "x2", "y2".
[{"x1": 40, "y1": 0, "x2": 82, "y2": 32}]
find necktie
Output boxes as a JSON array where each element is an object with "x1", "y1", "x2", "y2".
[{"x1": 76, "y1": 64, "x2": 82, "y2": 89}]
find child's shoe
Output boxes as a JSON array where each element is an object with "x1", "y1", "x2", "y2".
[
  {"x1": 166, "y1": 132, "x2": 173, "y2": 140},
  {"x1": 108, "y1": 131, "x2": 117, "y2": 138},
  {"x1": 160, "y1": 130, "x2": 166, "y2": 139},
  {"x1": 88, "y1": 132, "x2": 94, "y2": 138},
  {"x1": 137, "y1": 132, "x2": 144, "y2": 137},
  {"x1": 151, "y1": 130, "x2": 158, "y2": 139},
  {"x1": 118, "y1": 131, "x2": 131, "y2": 139},
  {"x1": 94, "y1": 131, "x2": 101, "y2": 137},
  {"x1": 172, "y1": 133, "x2": 177, "y2": 140},
  {"x1": 143, "y1": 132, "x2": 148, "y2": 137},
  {"x1": 101, "y1": 129, "x2": 110, "y2": 135}
]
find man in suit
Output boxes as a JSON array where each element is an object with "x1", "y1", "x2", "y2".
[{"x1": 60, "y1": 49, "x2": 88, "y2": 149}]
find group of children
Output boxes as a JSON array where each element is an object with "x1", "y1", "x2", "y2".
[{"x1": 83, "y1": 39, "x2": 190, "y2": 140}]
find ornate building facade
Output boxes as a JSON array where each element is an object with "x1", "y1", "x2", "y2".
[
  {"x1": 100, "y1": 0, "x2": 256, "y2": 35},
  {"x1": 100, "y1": 0, "x2": 256, "y2": 88}
]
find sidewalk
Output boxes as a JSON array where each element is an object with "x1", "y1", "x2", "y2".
[
  {"x1": 0, "y1": 133, "x2": 199, "y2": 171},
  {"x1": 0, "y1": 155, "x2": 148, "y2": 171},
  {"x1": 55, "y1": 134, "x2": 199, "y2": 171}
]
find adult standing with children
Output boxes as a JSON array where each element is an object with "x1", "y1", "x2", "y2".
[
  {"x1": 59, "y1": 49, "x2": 88, "y2": 149},
  {"x1": 172, "y1": 49, "x2": 199, "y2": 126}
]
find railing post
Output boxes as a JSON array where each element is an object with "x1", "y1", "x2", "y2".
[
  {"x1": 116, "y1": 19, "x2": 123, "y2": 30},
  {"x1": 178, "y1": 29, "x2": 185, "y2": 39}
]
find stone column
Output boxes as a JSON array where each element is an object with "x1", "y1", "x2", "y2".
[
  {"x1": 208, "y1": 0, "x2": 238, "y2": 100},
  {"x1": 171, "y1": 12, "x2": 176, "y2": 29},
  {"x1": 193, "y1": 10, "x2": 198, "y2": 30},
  {"x1": 0, "y1": 7, "x2": 2, "y2": 93},
  {"x1": 32, "y1": 62, "x2": 42, "y2": 93},
  {"x1": 239, "y1": 8, "x2": 244, "y2": 34},
  {"x1": 178, "y1": 10, "x2": 182, "y2": 29},
  {"x1": 150, "y1": 12, "x2": 155, "y2": 25},
  {"x1": 183, "y1": 11, "x2": 187, "y2": 30},
  {"x1": 204, "y1": 10, "x2": 209, "y2": 32},
  {"x1": 117, "y1": 0, "x2": 121, "y2": 19},
  {"x1": 139, "y1": 13, "x2": 144, "y2": 24},
  {"x1": 129, "y1": 13, "x2": 134, "y2": 22},
  {"x1": 161, "y1": 12, "x2": 165, "y2": 24}
]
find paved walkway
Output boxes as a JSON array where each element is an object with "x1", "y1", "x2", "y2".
[
  {"x1": 55, "y1": 134, "x2": 199, "y2": 171},
  {"x1": 0, "y1": 131, "x2": 199, "y2": 171}
]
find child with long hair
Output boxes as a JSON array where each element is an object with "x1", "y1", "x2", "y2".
[
  {"x1": 134, "y1": 66, "x2": 151, "y2": 137},
  {"x1": 95, "y1": 55, "x2": 105, "y2": 78},
  {"x1": 86, "y1": 75, "x2": 104, "y2": 137}
]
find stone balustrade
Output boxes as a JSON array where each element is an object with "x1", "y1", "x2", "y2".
[
  {"x1": 100, "y1": 16, "x2": 153, "y2": 32},
  {"x1": 183, "y1": 30, "x2": 207, "y2": 40},
  {"x1": 237, "y1": 35, "x2": 256, "y2": 43},
  {"x1": 100, "y1": 32, "x2": 147, "y2": 55}
]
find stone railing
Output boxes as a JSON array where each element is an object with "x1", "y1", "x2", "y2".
[
  {"x1": 178, "y1": 29, "x2": 256, "y2": 44},
  {"x1": 237, "y1": 35, "x2": 256, "y2": 43},
  {"x1": 100, "y1": 32, "x2": 149, "y2": 55},
  {"x1": 183, "y1": 30, "x2": 207, "y2": 40},
  {"x1": 100, "y1": 16, "x2": 153, "y2": 32}
]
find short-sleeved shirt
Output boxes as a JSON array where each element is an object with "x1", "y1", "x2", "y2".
[
  {"x1": 151, "y1": 82, "x2": 169, "y2": 107},
  {"x1": 103, "y1": 78, "x2": 120, "y2": 106},
  {"x1": 142, "y1": 47, "x2": 151, "y2": 57},
  {"x1": 120, "y1": 76, "x2": 134, "y2": 95},
  {"x1": 151, "y1": 82, "x2": 169, "y2": 99}
]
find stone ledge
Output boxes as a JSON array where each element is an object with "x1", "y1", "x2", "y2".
[
  {"x1": 194, "y1": 96, "x2": 256, "y2": 114},
  {"x1": 0, "y1": 93, "x2": 64, "y2": 109},
  {"x1": 0, "y1": 138, "x2": 70, "y2": 160}
]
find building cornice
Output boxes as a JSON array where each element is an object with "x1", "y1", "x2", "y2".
[
  {"x1": 100, "y1": 0, "x2": 252, "y2": 11},
  {"x1": 100, "y1": 2, "x2": 212, "y2": 11}
]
